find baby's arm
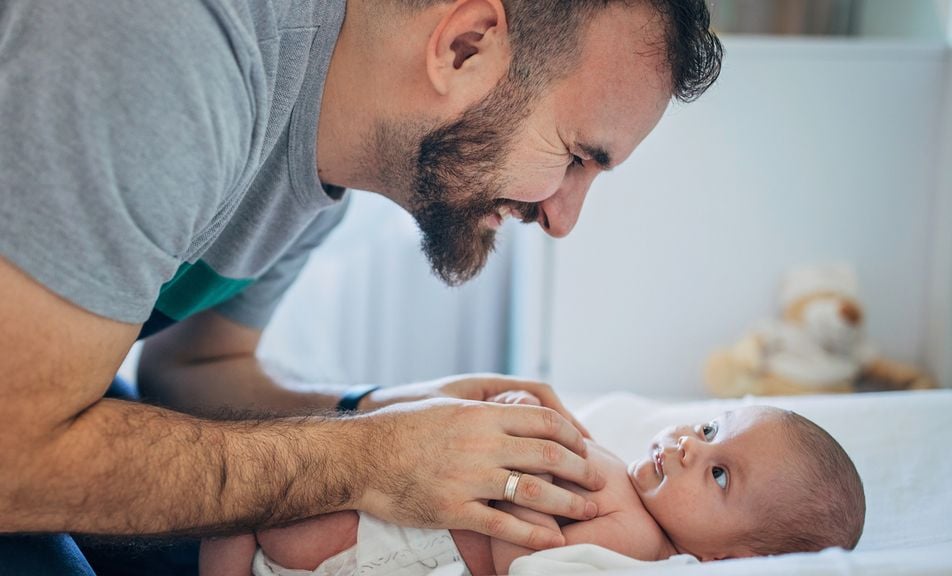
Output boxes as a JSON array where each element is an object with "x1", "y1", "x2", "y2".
[
  {"x1": 490, "y1": 501, "x2": 561, "y2": 574},
  {"x1": 562, "y1": 512, "x2": 671, "y2": 561}
]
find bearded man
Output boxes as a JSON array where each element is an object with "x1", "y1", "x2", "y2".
[{"x1": 0, "y1": 0, "x2": 721, "y2": 573}]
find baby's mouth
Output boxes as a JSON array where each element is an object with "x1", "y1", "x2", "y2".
[{"x1": 653, "y1": 448, "x2": 665, "y2": 478}]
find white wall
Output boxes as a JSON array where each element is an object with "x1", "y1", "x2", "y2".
[
  {"x1": 926, "y1": 51, "x2": 952, "y2": 388},
  {"x1": 945, "y1": 0, "x2": 952, "y2": 42},
  {"x1": 512, "y1": 38, "x2": 948, "y2": 398}
]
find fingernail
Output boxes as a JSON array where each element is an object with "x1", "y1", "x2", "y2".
[{"x1": 585, "y1": 501, "x2": 598, "y2": 519}]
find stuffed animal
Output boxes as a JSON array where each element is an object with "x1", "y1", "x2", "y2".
[{"x1": 705, "y1": 265, "x2": 935, "y2": 397}]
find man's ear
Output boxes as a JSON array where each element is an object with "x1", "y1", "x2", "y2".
[{"x1": 425, "y1": 0, "x2": 510, "y2": 99}]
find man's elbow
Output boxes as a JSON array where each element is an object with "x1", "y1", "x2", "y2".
[{"x1": 0, "y1": 416, "x2": 64, "y2": 531}]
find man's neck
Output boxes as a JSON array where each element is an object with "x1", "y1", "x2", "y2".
[
  {"x1": 315, "y1": 0, "x2": 373, "y2": 193},
  {"x1": 316, "y1": 0, "x2": 434, "y2": 204}
]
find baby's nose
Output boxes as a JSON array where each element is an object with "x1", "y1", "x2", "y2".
[{"x1": 677, "y1": 436, "x2": 695, "y2": 464}]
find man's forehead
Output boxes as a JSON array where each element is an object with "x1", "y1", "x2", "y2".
[
  {"x1": 555, "y1": 88, "x2": 669, "y2": 172},
  {"x1": 552, "y1": 6, "x2": 672, "y2": 169}
]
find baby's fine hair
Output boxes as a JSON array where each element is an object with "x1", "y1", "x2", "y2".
[{"x1": 742, "y1": 409, "x2": 866, "y2": 555}]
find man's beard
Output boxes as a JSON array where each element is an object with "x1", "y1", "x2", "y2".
[{"x1": 373, "y1": 79, "x2": 541, "y2": 286}]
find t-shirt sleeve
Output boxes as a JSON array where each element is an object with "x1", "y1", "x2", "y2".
[
  {"x1": 0, "y1": 0, "x2": 261, "y2": 323},
  {"x1": 214, "y1": 194, "x2": 353, "y2": 330}
]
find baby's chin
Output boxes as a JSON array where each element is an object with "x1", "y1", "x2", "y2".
[{"x1": 627, "y1": 457, "x2": 661, "y2": 496}]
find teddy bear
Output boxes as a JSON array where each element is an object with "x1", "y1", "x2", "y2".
[{"x1": 705, "y1": 264, "x2": 935, "y2": 397}]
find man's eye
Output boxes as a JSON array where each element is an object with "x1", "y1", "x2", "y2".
[
  {"x1": 702, "y1": 422, "x2": 718, "y2": 441},
  {"x1": 712, "y1": 466, "x2": 728, "y2": 489},
  {"x1": 571, "y1": 154, "x2": 584, "y2": 167}
]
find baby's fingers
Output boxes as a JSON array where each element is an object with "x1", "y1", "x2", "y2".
[{"x1": 463, "y1": 504, "x2": 565, "y2": 551}]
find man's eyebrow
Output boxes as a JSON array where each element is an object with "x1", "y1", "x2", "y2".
[{"x1": 577, "y1": 142, "x2": 614, "y2": 171}]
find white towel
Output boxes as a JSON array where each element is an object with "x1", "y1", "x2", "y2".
[{"x1": 508, "y1": 544, "x2": 698, "y2": 575}]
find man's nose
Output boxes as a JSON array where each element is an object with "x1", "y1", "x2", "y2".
[{"x1": 538, "y1": 172, "x2": 595, "y2": 238}]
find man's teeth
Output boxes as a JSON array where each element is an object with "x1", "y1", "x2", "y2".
[{"x1": 497, "y1": 206, "x2": 512, "y2": 220}]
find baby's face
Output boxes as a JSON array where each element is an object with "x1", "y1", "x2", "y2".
[{"x1": 627, "y1": 406, "x2": 793, "y2": 560}]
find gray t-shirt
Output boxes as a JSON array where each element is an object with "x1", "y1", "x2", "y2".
[{"x1": 0, "y1": 0, "x2": 349, "y2": 333}]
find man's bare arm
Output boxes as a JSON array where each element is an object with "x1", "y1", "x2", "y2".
[
  {"x1": 0, "y1": 256, "x2": 376, "y2": 535},
  {"x1": 0, "y1": 256, "x2": 603, "y2": 547},
  {"x1": 137, "y1": 311, "x2": 592, "y2": 443},
  {"x1": 137, "y1": 310, "x2": 348, "y2": 416}
]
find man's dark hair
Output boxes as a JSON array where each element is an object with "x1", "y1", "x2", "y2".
[{"x1": 393, "y1": 0, "x2": 723, "y2": 103}]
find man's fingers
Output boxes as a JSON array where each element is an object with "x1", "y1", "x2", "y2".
[
  {"x1": 357, "y1": 398, "x2": 602, "y2": 537},
  {"x1": 561, "y1": 410, "x2": 592, "y2": 440},
  {"x1": 465, "y1": 505, "x2": 565, "y2": 551},
  {"x1": 497, "y1": 471, "x2": 598, "y2": 521},
  {"x1": 516, "y1": 383, "x2": 592, "y2": 439},
  {"x1": 488, "y1": 390, "x2": 541, "y2": 406},
  {"x1": 499, "y1": 405, "x2": 588, "y2": 459},
  {"x1": 502, "y1": 437, "x2": 604, "y2": 494}
]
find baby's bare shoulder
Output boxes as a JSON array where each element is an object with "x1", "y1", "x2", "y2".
[{"x1": 561, "y1": 442, "x2": 671, "y2": 560}]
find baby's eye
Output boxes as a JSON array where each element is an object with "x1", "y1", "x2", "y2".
[
  {"x1": 702, "y1": 422, "x2": 718, "y2": 441},
  {"x1": 712, "y1": 466, "x2": 728, "y2": 489}
]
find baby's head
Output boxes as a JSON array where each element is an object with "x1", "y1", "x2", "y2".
[{"x1": 627, "y1": 406, "x2": 865, "y2": 561}]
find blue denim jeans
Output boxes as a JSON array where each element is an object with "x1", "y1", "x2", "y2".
[{"x1": 0, "y1": 534, "x2": 95, "y2": 576}]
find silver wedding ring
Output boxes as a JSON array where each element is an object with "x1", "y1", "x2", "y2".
[{"x1": 503, "y1": 470, "x2": 522, "y2": 503}]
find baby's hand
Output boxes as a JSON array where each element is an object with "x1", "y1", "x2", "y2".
[{"x1": 487, "y1": 390, "x2": 542, "y2": 406}]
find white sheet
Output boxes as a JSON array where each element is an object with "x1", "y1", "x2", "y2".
[
  {"x1": 509, "y1": 545, "x2": 697, "y2": 574},
  {"x1": 514, "y1": 542, "x2": 952, "y2": 576},
  {"x1": 519, "y1": 389, "x2": 952, "y2": 576}
]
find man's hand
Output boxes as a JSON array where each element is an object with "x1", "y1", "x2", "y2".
[
  {"x1": 349, "y1": 398, "x2": 604, "y2": 550},
  {"x1": 360, "y1": 374, "x2": 591, "y2": 438},
  {"x1": 486, "y1": 389, "x2": 542, "y2": 406}
]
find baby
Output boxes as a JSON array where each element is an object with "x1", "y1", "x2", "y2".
[{"x1": 200, "y1": 404, "x2": 866, "y2": 575}]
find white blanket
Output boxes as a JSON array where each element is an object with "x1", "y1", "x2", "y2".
[
  {"x1": 508, "y1": 390, "x2": 952, "y2": 576},
  {"x1": 509, "y1": 545, "x2": 696, "y2": 574},
  {"x1": 511, "y1": 543, "x2": 952, "y2": 576}
]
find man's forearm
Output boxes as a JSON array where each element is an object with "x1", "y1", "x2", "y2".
[
  {"x1": 137, "y1": 355, "x2": 351, "y2": 417},
  {"x1": 136, "y1": 310, "x2": 358, "y2": 417},
  {"x1": 2, "y1": 397, "x2": 375, "y2": 535}
]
